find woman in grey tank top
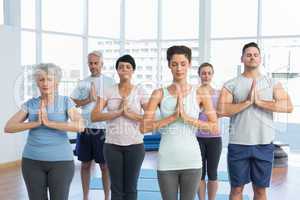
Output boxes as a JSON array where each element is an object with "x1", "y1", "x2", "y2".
[{"x1": 140, "y1": 46, "x2": 219, "y2": 200}]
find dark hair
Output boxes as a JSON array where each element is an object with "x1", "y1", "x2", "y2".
[
  {"x1": 242, "y1": 42, "x2": 260, "y2": 55},
  {"x1": 198, "y1": 62, "x2": 214, "y2": 76},
  {"x1": 166, "y1": 45, "x2": 192, "y2": 65},
  {"x1": 115, "y1": 54, "x2": 136, "y2": 70}
]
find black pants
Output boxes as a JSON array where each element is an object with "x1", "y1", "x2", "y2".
[
  {"x1": 197, "y1": 137, "x2": 222, "y2": 181},
  {"x1": 103, "y1": 143, "x2": 145, "y2": 200},
  {"x1": 21, "y1": 158, "x2": 74, "y2": 200}
]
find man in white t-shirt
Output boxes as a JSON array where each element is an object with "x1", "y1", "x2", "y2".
[{"x1": 71, "y1": 51, "x2": 115, "y2": 200}]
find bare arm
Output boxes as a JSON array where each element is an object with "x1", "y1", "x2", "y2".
[
  {"x1": 140, "y1": 89, "x2": 178, "y2": 133},
  {"x1": 91, "y1": 97, "x2": 122, "y2": 122},
  {"x1": 4, "y1": 110, "x2": 41, "y2": 133},
  {"x1": 217, "y1": 87, "x2": 252, "y2": 117},
  {"x1": 255, "y1": 82, "x2": 293, "y2": 113}
]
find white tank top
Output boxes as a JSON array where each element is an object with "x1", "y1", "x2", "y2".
[{"x1": 158, "y1": 85, "x2": 202, "y2": 171}]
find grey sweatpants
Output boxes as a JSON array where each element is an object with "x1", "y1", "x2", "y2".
[
  {"x1": 21, "y1": 157, "x2": 75, "y2": 200},
  {"x1": 157, "y1": 168, "x2": 202, "y2": 200}
]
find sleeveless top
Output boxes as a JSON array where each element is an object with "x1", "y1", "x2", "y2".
[
  {"x1": 158, "y1": 85, "x2": 202, "y2": 171},
  {"x1": 196, "y1": 89, "x2": 221, "y2": 138}
]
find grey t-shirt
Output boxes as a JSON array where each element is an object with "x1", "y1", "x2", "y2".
[{"x1": 224, "y1": 75, "x2": 277, "y2": 145}]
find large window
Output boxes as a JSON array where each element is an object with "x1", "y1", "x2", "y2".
[
  {"x1": 262, "y1": 0, "x2": 300, "y2": 36},
  {"x1": 21, "y1": 31, "x2": 36, "y2": 65},
  {"x1": 211, "y1": 0, "x2": 257, "y2": 38},
  {"x1": 125, "y1": 0, "x2": 157, "y2": 40},
  {"x1": 42, "y1": 34, "x2": 82, "y2": 74},
  {"x1": 162, "y1": 0, "x2": 199, "y2": 39},
  {"x1": 89, "y1": 0, "x2": 120, "y2": 38},
  {"x1": 42, "y1": 0, "x2": 84, "y2": 34},
  {"x1": 21, "y1": 0, "x2": 35, "y2": 29}
]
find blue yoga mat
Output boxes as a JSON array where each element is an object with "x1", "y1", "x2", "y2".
[
  {"x1": 90, "y1": 177, "x2": 159, "y2": 191},
  {"x1": 90, "y1": 175, "x2": 230, "y2": 192},
  {"x1": 138, "y1": 191, "x2": 250, "y2": 200},
  {"x1": 90, "y1": 178, "x2": 249, "y2": 200},
  {"x1": 139, "y1": 169, "x2": 229, "y2": 182},
  {"x1": 139, "y1": 169, "x2": 157, "y2": 179}
]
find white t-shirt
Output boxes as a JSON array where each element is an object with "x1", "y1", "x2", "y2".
[{"x1": 100, "y1": 84, "x2": 149, "y2": 146}]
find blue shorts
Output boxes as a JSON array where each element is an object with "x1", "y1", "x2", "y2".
[
  {"x1": 227, "y1": 144, "x2": 274, "y2": 188},
  {"x1": 75, "y1": 128, "x2": 106, "y2": 164}
]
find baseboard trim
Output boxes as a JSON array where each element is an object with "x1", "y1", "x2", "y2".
[{"x1": 0, "y1": 160, "x2": 21, "y2": 169}]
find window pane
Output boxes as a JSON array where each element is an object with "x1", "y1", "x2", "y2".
[
  {"x1": 0, "y1": 0, "x2": 3, "y2": 25},
  {"x1": 125, "y1": 40, "x2": 158, "y2": 91},
  {"x1": 88, "y1": 38, "x2": 120, "y2": 79},
  {"x1": 210, "y1": 39, "x2": 253, "y2": 88},
  {"x1": 126, "y1": 0, "x2": 157, "y2": 40},
  {"x1": 162, "y1": 0, "x2": 199, "y2": 39},
  {"x1": 262, "y1": 38, "x2": 300, "y2": 74},
  {"x1": 262, "y1": 0, "x2": 300, "y2": 36},
  {"x1": 89, "y1": 0, "x2": 120, "y2": 38},
  {"x1": 21, "y1": 0, "x2": 35, "y2": 29},
  {"x1": 42, "y1": 0, "x2": 84, "y2": 34},
  {"x1": 211, "y1": 0, "x2": 257, "y2": 38},
  {"x1": 21, "y1": 31, "x2": 36, "y2": 65},
  {"x1": 42, "y1": 33, "x2": 82, "y2": 95}
]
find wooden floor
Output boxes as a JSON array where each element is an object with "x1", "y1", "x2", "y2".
[{"x1": 1, "y1": 150, "x2": 300, "y2": 200}]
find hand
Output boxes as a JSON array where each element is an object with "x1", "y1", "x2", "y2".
[
  {"x1": 246, "y1": 79, "x2": 256, "y2": 104},
  {"x1": 89, "y1": 82, "x2": 97, "y2": 102},
  {"x1": 173, "y1": 83, "x2": 183, "y2": 118},
  {"x1": 140, "y1": 118, "x2": 157, "y2": 133},
  {"x1": 36, "y1": 109, "x2": 42, "y2": 126},
  {"x1": 117, "y1": 98, "x2": 126, "y2": 115},
  {"x1": 253, "y1": 84, "x2": 261, "y2": 106},
  {"x1": 121, "y1": 98, "x2": 130, "y2": 116},
  {"x1": 210, "y1": 123, "x2": 220, "y2": 135},
  {"x1": 40, "y1": 100, "x2": 49, "y2": 126},
  {"x1": 177, "y1": 94, "x2": 187, "y2": 120}
]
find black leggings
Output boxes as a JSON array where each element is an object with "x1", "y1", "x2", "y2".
[
  {"x1": 103, "y1": 143, "x2": 145, "y2": 200},
  {"x1": 197, "y1": 137, "x2": 222, "y2": 181},
  {"x1": 21, "y1": 158, "x2": 74, "y2": 200}
]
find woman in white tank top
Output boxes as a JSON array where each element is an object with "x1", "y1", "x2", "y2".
[{"x1": 140, "y1": 46, "x2": 219, "y2": 200}]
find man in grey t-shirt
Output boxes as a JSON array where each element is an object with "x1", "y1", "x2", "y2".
[{"x1": 217, "y1": 42, "x2": 293, "y2": 200}]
